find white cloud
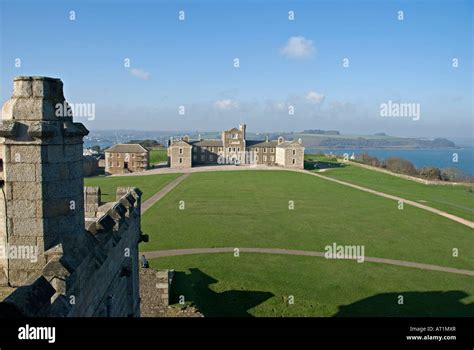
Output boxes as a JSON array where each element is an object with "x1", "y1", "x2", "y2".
[
  {"x1": 280, "y1": 36, "x2": 315, "y2": 59},
  {"x1": 213, "y1": 99, "x2": 239, "y2": 110},
  {"x1": 305, "y1": 91, "x2": 325, "y2": 104},
  {"x1": 129, "y1": 68, "x2": 150, "y2": 80},
  {"x1": 275, "y1": 102, "x2": 286, "y2": 111}
]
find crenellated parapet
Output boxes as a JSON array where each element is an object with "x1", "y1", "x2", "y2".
[
  {"x1": 0, "y1": 77, "x2": 143, "y2": 317},
  {"x1": 0, "y1": 187, "x2": 144, "y2": 317}
]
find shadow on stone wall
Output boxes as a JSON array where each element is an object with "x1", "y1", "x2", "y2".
[
  {"x1": 170, "y1": 268, "x2": 273, "y2": 317},
  {"x1": 335, "y1": 291, "x2": 474, "y2": 317}
]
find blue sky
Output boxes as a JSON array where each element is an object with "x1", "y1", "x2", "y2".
[{"x1": 0, "y1": 0, "x2": 472, "y2": 138}]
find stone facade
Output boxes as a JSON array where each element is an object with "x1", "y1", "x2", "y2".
[
  {"x1": 0, "y1": 77, "x2": 144, "y2": 317},
  {"x1": 167, "y1": 139, "x2": 192, "y2": 169},
  {"x1": 104, "y1": 144, "x2": 149, "y2": 175},
  {"x1": 168, "y1": 124, "x2": 305, "y2": 169},
  {"x1": 275, "y1": 139, "x2": 305, "y2": 168}
]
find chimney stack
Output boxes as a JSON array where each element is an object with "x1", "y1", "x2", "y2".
[
  {"x1": 239, "y1": 123, "x2": 246, "y2": 140},
  {"x1": 0, "y1": 77, "x2": 89, "y2": 286}
]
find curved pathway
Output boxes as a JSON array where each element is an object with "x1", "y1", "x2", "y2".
[
  {"x1": 142, "y1": 247, "x2": 474, "y2": 276},
  {"x1": 305, "y1": 171, "x2": 474, "y2": 229}
]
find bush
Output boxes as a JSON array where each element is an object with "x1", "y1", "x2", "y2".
[
  {"x1": 419, "y1": 167, "x2": 442, "y2": 180},
  {"x1": 440, "y1": 167, "x2": 474, "y2": 183},
  {"x1": 382, "y1": 157, "x2": 418, "y2": 176},
  {"x1": 357, "y1": 153, "x2": 381, "y2": 167}
]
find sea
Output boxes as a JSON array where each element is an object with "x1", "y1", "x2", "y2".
[{"x1": 306, "y1": 147, "x2": 474, "y2": 176}]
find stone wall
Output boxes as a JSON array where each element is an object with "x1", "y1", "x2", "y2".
[
  {"x1": 83, "y1": 155, "x2": 99, "y2": 177},
  {"x1": 139, "y1": 268, "x2": 174, "y2": 316},
  {"x1": 0, "y1": 77, "x2": 144, "y2": 317},
  {"x1": 168, "y1": 140, "x2": 192, "y2": 168},
  {"x1": 0, "y1": 76, "x2": 88, "y2": 286},
  {"x1": 84, "y1": 186, "x2": 101, "y2": 218},
  {"x1": 276, "y1": 141, "x2": 305, "y2": 169},
  {"x1": 0, "y1": 187, "x2": 144, "y2": 317}
]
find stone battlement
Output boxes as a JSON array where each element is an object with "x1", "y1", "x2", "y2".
[
  {"x1": 0, "y1": 187, "x2": 143, "y2": 317},
  {"x1": 0, "y1": 77, "x2": 143, "y2": 317}
]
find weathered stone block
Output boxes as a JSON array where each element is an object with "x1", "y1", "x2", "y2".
[
  {"x1": 8, "y1": 199, "x2": 36, "y2": 218},
  {"x1": 40, "y1": 198, "x2": 75, "y2": 218},
  {"x1": 4, "y1": 163, "x2": 36, "y2": 182},
  {"x1": 32, "y1": 77, "x2": 63, "y2": 99},
  {"x1": 43, "y1": 180, "x2": 83, "y2": 198},
  {"x1": 47, "y1": 145, "x2": 65, "y2": 162},
  {"x1": 12, "y1": 78, "x2": 33, "y2": 98},
  {"x1": 12, "y1": 182, "x2": 41, "y2": 200},
  {"x1": 9, "y1": 145, "x2": 43, "y2": 163},
  {"x1": 12, "y1": 218, "x2": 44, "y2": 236}
]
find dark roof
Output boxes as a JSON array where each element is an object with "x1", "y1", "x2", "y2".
[
  {"x1": 105, "y1": 144, "x2": 149, "y2": 153},
  {"x1": 246, "y1": 140, "x2": 278, "y2": 148},
  {"x1": 189, "y1": 140, "x2": 223, "y2": 147}
]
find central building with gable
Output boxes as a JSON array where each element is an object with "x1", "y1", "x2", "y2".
[{"x1": 167, "y1": 124, "x2": 305, "y2": 169}]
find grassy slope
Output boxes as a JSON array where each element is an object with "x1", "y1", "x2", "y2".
[
  {"x1": 150, "y1": 149, "x2": 167, "y2": 164},
  {"x1": 84, "y1": 173, "x2": 182, "y2": 202},
  {"x1": 320, "y1": 164, "x2": 474, "y2": 221},
  {"x1": 151, "y1": 253, "x2": 474, "y2": 317},
  {"x1": 141, "y1": 171, "x2": 473, "y2": 270}
]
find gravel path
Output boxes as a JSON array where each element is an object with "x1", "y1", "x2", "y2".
[
  {"x1": 142, "y1": 173, "x2": 190, "y2": 213},
  {"x1": 305, "y1": 171, "x2": 474, "y2": 229},
  {"x1": 142, "y1": 247, "x2": 474, "y2": 276}
]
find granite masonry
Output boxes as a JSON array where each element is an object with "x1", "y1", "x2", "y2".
[{"x1": 0, "y1": 77, "x2": 145, "y2": 317}]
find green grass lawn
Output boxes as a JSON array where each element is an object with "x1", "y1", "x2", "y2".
[
  {"x1": 141, "y1": 170, "x2": 473, "y2": 270},
  {"x1": 319, "y1": 163, "x2": 474, "y2": 221},
  {"x1": 84, "y1": 173, "x2": 182, "y2": 202},
  {"x1": 150, "y1": 253, "x2": 474, "y2": 317},
  {"x1": 150, "y1": 149, "x2": 167, "y2": 164},
  {"x1": 304, "y1": 153, "x2": 339, "y2": 163}
]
